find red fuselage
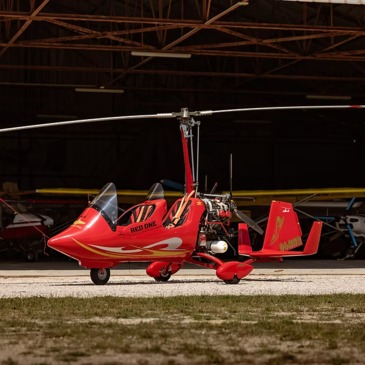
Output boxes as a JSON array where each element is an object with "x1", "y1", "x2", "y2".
[{"x1": 48, "y1": 197, "x2": 206, "y2": 269}]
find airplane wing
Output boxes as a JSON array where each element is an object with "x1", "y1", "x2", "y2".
[
  {"x1": 230, "y1": 187, "x2": 365, "y2": 207},
  {"x1": 34, "y1": 186, "x2": 365, "y2": 207}
]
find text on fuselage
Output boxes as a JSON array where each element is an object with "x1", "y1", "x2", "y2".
[{"x1": 130, "y1": 221, "x2": 157, "y2": 233}]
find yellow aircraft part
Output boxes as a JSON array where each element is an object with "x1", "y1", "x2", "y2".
[{"x1": 35, "y1": 187, "x2": 365, "y2": 207}]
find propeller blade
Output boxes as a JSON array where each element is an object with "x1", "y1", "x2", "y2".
[
  {"x1": 235, "y1": 209, "x2": 264, "y2": 235},
  {"x1": 229, "y1": 154, "x2": 233, "y2": 198},
  {"x1": 210, "y1": 182, "x2": 218, "y2": 194},
  {"x1": 227, "y1": 152, "x2": 263, "y2": 235}
]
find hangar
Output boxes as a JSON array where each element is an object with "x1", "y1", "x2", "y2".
[
  {"x1": 1, "y1": 0, "x2": 365, "y2": 192},
  {"x1": 2, "y1": 0, "x2": 365, "y2": 263}
]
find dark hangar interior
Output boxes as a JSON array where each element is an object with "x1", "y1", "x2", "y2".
[{"x1": 1, "y1": 1, "x2": 365, "y2": 192}]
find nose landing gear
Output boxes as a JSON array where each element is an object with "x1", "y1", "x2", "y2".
[{"x1": 90, "y1": 268, "x2": 110, "y2": 285}]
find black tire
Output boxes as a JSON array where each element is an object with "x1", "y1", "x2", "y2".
[
  {"x1": 154, "y1": 272, "x2": 171, "y2": 282},
  {"x1": 90, "y1": 268, "x2": 110, "y2": 285},
  {"x1": 26, "y1": 250, "x2": 39, "y2": 262},
  {"x1": 224, "y1": 275, "x2": 240, "y2": 285}
]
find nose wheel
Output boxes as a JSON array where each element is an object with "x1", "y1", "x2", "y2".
[{"x1": 90, "y1": 268, "x2": 110, "y2": 285}]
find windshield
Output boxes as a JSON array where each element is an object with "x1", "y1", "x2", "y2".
[
  {"x1": 146, "y1": 183, "x2": 164, "y2": 200},
  {"x1": 90, "y1": 182, "x2": 118, "y2": 230}
]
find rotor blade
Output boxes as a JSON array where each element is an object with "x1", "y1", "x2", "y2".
[
  {"x1": 235, "y1": 209, "x2": 264, "y2": 235},
  {"x1": 208, "y1": 105, "x2": 365, "y2": 116},
  {"x1": 2, "y1": 104, "x2": 364, "y2": 133},
  {"x1": 0, "y1": 112, "x2": 176, "y2": 133}
]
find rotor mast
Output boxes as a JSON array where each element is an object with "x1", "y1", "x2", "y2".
[{"x1": 178, "y1": 108, "x2": 200, "y2": 195}]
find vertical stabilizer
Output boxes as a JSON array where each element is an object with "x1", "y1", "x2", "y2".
[{"x1": 262, "y1": 201, "x2": 303, "y2": 252}]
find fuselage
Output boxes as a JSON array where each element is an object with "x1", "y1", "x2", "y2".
[{"x1": 48, "y1": 197, "x2": 206, "y2": 269}]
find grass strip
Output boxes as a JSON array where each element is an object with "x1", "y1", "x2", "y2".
[{"x1": 0, "y1": 294, "x2": 365, "y2": 364}]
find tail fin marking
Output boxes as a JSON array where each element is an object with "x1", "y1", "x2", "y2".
[{"x1": 262, "y1": 200, "x2": 303, "y2": 251}]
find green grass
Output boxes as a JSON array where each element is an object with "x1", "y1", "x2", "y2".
[{"x1": 0, "y1": 295, "x2": 365, "y2": 364}]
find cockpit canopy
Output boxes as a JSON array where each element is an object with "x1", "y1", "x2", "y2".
[
  {"x1": 89, "y1": 182, "x2": 165, "y2": 230},
  {"x1": 146, "y1": 182, "x2": 164, "y2": 201}
]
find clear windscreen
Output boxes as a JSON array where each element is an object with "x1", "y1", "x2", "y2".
[
  {"x1": 146, "y1": 183, "x2": 164, "y2": 200},
  {"x1": 90, "y1": 182, "x2": 118, "y2": 230}
]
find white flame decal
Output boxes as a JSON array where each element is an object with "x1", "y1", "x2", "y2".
[{"x1": 90, "y1": 237, "x2": 183, "y2": 254}]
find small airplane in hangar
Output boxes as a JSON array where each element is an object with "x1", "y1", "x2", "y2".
[
  {"x1": 293, "y1": 196, "x2": 365, "y2": 259},
  {"x1": 0, "y1": 195, "x2": 54, "y2": 261},
  {"x1": 0, "y1": 104, "x2": 364, "y2": 284}
]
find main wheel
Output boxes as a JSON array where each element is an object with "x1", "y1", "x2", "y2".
[
  {"x1": 90, "y1": 268, "x2": 110, "y2": 285},
  {"x1": 154, "y1": 272, "x2": 171, "y2": 282},
  {"x1": 224, "y1": 275, "x2": 240, "y2": 285},
  {"x1": 26, "y1": 250, "x2": 39, "y2": 262}
]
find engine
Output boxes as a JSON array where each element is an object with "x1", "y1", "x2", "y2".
[
  {"x1": 197, "y1": 194, "x2": 233, "y2": 254},
  {"x1": 201, "y1": 195, "x2": 232, "y2": 224}
]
